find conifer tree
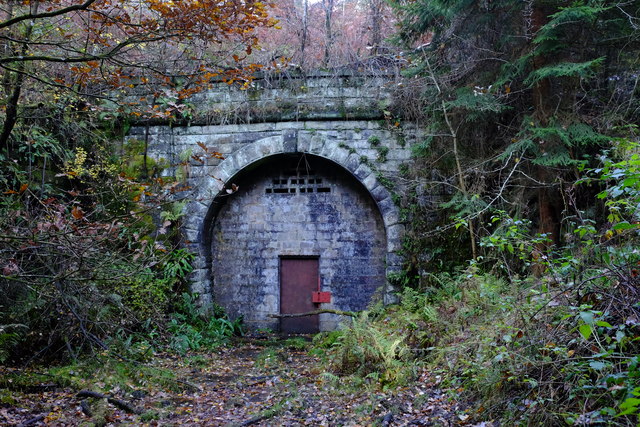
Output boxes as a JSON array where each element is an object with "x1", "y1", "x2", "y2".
[{"x1": 393, "y1": 0, "x2": 639, "y2": 255}]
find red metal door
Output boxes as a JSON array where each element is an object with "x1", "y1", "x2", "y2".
[{"x1": 280, "y1": 257, "x2": 319, "y2": 333}]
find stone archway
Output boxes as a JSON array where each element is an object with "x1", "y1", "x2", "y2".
[{"x1": 183, "y1": 132, "x2": 404, "y2": 328}]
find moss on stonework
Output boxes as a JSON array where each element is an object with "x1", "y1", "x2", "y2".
[{"x1": 246, "y1": 90, "x2": 263, "y2": 101}]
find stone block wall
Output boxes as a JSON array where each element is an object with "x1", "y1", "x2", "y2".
[
  {"x1": 126, "y1": 70, "x2": 419, "y2": 330},
  {"x1": 210, "y1": 155, "x2": 387, "y2": 330},
  {"x1": 185, "y1": 70, "x2": 400, "y2": 125}
]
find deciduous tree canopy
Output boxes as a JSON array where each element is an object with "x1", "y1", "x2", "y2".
[{"x1": 0, "y1": 0, "x2": 275, "y2": 150}]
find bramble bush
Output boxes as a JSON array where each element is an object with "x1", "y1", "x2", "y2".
[{"x1": 0, "y1": 117, "x2": 229, "y2": 363}]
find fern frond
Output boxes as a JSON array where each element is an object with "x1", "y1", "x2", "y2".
[
  {"x1": 495, "y1": 51, "x2": 534, "y2": 86},
  {"x1": 533, "y1": 4, "x2": 607, "y2": 54},
  {"x1": 445, "y1": 88, "x2": 511, "y2": 120},
  {"x1": 567, "y1": 123, "x2": 610, "y2": 146},
  {"x1": 531, "y1": 150, "x2": 577, "y2": 167},
  {"x1": 0, "y1": 324, "x2": 27, "y2": 363},
  {"x1": 544, "y1": 4, "x2": 607, "y2": 30},
  {"x1": 525, "y1": 58, "x2": 605, "y2": 85},
  {"x1": 527, "y1": 125, "x2": 571, "y2": 146}
]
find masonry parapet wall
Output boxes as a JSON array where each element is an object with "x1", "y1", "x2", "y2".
[{"x1": 179, "y1": 69, "x2": 401, "y2": 125}]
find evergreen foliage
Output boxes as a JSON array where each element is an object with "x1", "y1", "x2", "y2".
[{"x1": 392, "y1": 0, "x2": 639, "y2": 267}]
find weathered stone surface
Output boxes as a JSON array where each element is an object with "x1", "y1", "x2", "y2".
[
  {"x1": 125, "y1": 71, "x2": 419, "y2": 331},
  {"x1": 165, "y1": 71, "x2": 399, "y2": 125},
  {"x1": 370, "y1": 184, "x2": 390, "y2": 202},
  {"x1": 206, "y1": 156, "x2": 387, "y2": 331},
  {"x1": 283, "y1": 130, "x2": 298, "y2": 152}
]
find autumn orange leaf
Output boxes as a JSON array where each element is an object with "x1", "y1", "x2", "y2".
[{"x1": 71, "y1": 206, "x2": 84, "y2": 220}]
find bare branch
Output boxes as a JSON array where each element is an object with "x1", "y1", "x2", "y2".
[
  {"x1": 0, "y1": 0, "x2": 99, "y2": 30},
  {"x1": 0, "y1": 34, "x2": 176, "y2": 64}
]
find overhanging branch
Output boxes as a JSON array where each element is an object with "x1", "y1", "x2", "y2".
[
  {"x1": 0, "y1": 34, "x2": 172, "y2": 64},
  {"x1": 0, "y1": 0, "x2": 99, "y2": 30}
]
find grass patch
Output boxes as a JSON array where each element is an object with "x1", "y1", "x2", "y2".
[
  {"x1": 255, "y1": 348, "x2": 281, "y2": 369},
  {"x1": 281, "y1": 337, "x2": 310, "y2": 350},
  {"x1": 40, "y1": 355, "x2": 185, "y2": 395}
]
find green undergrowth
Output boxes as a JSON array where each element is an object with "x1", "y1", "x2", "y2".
[
  {"x1": 313, "y1": 308, "x2": 416, "y2": 389},
  {"x1": 168, "y1": 293, "x2": 244, "y2": 354},
  {"x1": 431, "y1": 267, "x2": 640, "y2": 425},
  {"x1": 322, "y1": 265, "x2": 640, "y2": 424},
  {"x1": 50, "y1": 357, "x2": 181, "y2": 393},
  {"x1": 0, "y1": 355, "x2": 184, "y2": 397},
  {"x1": 321, "y1": 140, "x2": 640, "y2": 425}
]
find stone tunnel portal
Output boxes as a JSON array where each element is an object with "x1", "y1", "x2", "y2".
[{"x1": 205, "y1": 153, "x2": 387, "y2": 332}]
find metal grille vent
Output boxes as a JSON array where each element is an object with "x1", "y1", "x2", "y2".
[{"x1": 265, "y1": 177, "x2": 331, "y2": 194}]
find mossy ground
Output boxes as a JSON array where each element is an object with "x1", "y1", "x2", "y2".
[{"x1": 0, "y1": 334, "x2": 465, "y2": 426}]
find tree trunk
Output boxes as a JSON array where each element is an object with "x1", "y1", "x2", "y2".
[
  {"x1": 531, "y1": 1, "x2": 561, "y2": 247},
  {"x1": 322, "y1": 0, "x2": 334, "y2": 66},
  {"x1": 298, "y1": 0, "x2": 309, "y2": 68},
  {"x1": 0, "y1": 1, "x2": 38, "y2": 155},
  {"x1": 369, "y1": 0, "x2": 383, "y2": 55},
  {"x1": 0, "y1": 71, "x2": 24, "y2": 154}
]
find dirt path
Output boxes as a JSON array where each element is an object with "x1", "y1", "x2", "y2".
[{"x1": 1, "y1": 337, "x2": 464, "y2": 426}]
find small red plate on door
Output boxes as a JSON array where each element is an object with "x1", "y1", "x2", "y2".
[{"x1": 312, "y1": 291, "x2": 331, "y2": 303}]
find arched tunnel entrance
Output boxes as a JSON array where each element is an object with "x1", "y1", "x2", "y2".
[{"x1": 203, "y1": 153, "x2": 388, "y2": 332}]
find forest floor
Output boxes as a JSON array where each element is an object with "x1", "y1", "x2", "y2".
[{"x1": 1, "y1": 335, "x2": 470, "y2": 426}]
